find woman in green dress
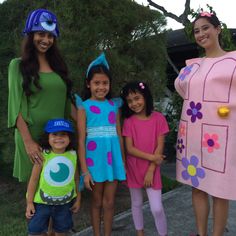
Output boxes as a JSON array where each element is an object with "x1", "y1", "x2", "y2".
[{"x1": 8, "y1": 9, "x2": 76, "y2": 182}]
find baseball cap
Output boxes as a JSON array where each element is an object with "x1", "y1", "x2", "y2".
[{"x1": 44, "y1": 119, "x2": 74, "y2": 133}]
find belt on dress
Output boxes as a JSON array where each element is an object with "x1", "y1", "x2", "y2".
[{"x1": 86, "y1": 126, "x2": 117, "y2": 138}]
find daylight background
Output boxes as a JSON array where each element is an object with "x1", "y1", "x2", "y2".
[{"x1": 135, "y1": 0, "x2": 236, "y2": 29}]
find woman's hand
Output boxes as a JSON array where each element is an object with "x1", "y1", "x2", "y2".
[
  {"x1": 16, "y1": 114, "x2": 43, "y2": 164},
  {"x1": 24, "y1": 139, "x2": 43, "y2": 164},
  {"x1": 25, "y1": 202, "x2": 35, "y2": 219},
  {"x1": 84, "y1": 173, "x2": 94, "y2": 191},
  {"x1": 144, "y1": 169, "x2": 154, "y2": 188}
]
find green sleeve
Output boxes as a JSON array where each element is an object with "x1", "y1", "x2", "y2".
[{"x1": 7, "y1": 58, "x2": 32, "y2": 128}]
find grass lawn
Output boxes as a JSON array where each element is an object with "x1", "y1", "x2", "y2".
[
  {"x1": 0, "y1": 177, "x2": 27, "y2": 236},
  {"x1": 0, "y1": 171, "x2": 180, "y2": 236}
]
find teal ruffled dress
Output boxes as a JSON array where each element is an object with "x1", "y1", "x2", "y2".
[{"x1": 76, "y1": 96, "x2": 126, "y2": 182}]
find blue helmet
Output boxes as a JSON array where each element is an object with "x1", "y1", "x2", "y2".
[{"x1": 23, "y1": 9, "x2": 59, "y2": 37}]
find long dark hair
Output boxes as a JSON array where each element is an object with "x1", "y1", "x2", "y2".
[
  {"x1": 19, "y1": 33, "x2": 72, "y2": 97},
  {"x1": 120, "y1": 81, "x2": 154, "y2": 118},
  {"x1": 82, "y1": 65, "x2": 112, "y2": 100}
]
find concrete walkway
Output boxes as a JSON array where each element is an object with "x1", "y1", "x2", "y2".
[{"x1": 75, "y1": 162, "x2": 236, "y2": 236}]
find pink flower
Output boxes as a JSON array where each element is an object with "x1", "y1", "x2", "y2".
[
  {"x1": 202, "y1": 133, "x2": 220, "y2": 153},
  {"x1": 139, "y1": 82, "x2": 145, "y2": 89},
  {"x1": 200, "y1": 12, "x2": 213, "y2": 17},
  {"x1": 179, "y1": 123, "x2": 186, "y2": 137}
]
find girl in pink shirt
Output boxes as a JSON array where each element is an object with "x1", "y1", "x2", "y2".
[{"x1": 121, "y1": 81, "x2": 169, "y2": 236}]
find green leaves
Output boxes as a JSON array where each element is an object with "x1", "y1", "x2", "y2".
[{"x1": 1, "y1": 0, "x2": 168, "y2": 168}]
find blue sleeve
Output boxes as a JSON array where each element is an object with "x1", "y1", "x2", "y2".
[
  {"x1": 111, "y1": 97, "x2": 123, "y2": 108},
  {"x1": 75, "y1": 94, "x2": 84, "y2": 110}
]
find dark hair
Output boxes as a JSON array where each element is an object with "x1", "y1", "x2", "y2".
[
  {"x1": 19, "y1": 33, "x2": 72, "y2": 98},
  {"x1": 192, "y1": 13, "x2": 222, "y2": 43},
  {"x1": 193, "y1": 12, "x2": 221, "y2": 28},
  {"x1": 82, "y1": 65, "x2": 112, "y2": 100},
  {"x1": 39, "y1": 131, "x2": 76, "y2": 152},
  {"x1": 120, "y1": 81, "x2": 153, "y2": 118}
]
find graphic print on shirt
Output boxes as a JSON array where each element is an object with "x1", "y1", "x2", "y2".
[{"x1": 39, "y1": 153, "x2": 75, "y2": 205}]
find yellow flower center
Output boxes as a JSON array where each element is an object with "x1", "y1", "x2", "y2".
[{"x1": 187, "y1": 165, "x2": 196, "y2": 176}]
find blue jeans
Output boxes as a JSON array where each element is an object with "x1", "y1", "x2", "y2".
[{"x1": 28, "y1": 201, "x2": 73, "y2": 235}]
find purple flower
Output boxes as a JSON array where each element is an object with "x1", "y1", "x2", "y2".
[
  {"x1": 181, "y1": 155, "x2": 205, "y2": 187},
  {"x1": 179, "y1": 65, "x2": 193, "y2": 81},
  {"x1": 187, "y1": 101, "x2": 203, "y2": 123},
  {"x1": 177, "y1": 138, "x2": 185, "y2": 153}
]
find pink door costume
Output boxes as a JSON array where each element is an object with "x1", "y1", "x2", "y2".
[{"x1": 175, "y1": 51, "x2": 236, "y2": 200}]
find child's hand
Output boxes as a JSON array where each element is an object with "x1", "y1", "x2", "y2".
[
  {"x1": 84, "y1": 173, "x2": 94, "y2": 191},
  {"x1": 144, "y1": 169, "x2": 154, "y2": 188},
  {"x1": 70, "y1": 196, "x2": 81, "y2": 213},
  {"x1": 25, "y1": 202, "x2": 35, "y2": 219},
  {"x1": 153, "y1": 154, "x2": 165, "y2": 165}
]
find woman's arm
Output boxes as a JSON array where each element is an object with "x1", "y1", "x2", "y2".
[
  {"x1": 77, "y1": 109, "x2": 94, "y2": 190},
  {"x1": 16, "y1": 113, "x2": 43, "y2": 164},
  {"x1": 70, "y1": 103, "x2": 77, "y2": 122}
]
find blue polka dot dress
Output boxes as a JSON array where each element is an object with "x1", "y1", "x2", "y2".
[{"x1": 76, "y1": 96, "x2": 126, "y2": 182}]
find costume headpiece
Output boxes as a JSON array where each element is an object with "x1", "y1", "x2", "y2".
[
  {"x1": 86, "y1": 53, "x2": 109, "y2": 78},
  {"x1": 44, "y1": 119, "x2": 74, "y2": 133},
  {"x1": 200, "y1": 11, "x2": 213, "y2": 17},
  {"x1": 23, "y1": 9, "x2": 59, "y2": 37},
  {"x1": 139, "y1": 82, "x2": 145, "y2": 89}
]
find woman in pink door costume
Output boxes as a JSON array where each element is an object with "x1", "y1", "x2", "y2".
[{"x1": 175, "y1": 12, "x2": 236, "y2": 236}]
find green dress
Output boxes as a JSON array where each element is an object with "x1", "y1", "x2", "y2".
[{"x1": 8, "y1": 58, "x2": 71, "y2": 182}]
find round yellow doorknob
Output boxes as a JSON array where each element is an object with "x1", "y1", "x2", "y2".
[{"x1": 217, "y1": 106, "x2": 230, "y2": 118}]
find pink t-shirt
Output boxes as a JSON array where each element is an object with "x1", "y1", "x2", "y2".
[{"x1": 122, "y1": 111, "x2": 169, "y2": 189}]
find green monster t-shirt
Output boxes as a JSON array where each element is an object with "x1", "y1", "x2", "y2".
[{"x1": 34, "y1": 150, "x2": 77, "y2": 205}]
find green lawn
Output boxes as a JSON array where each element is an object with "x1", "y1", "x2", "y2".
[
  {"x1": 0, "y1": 173, "x2": 180, "y2": 236},
  {"x1": 0, "y1": 177, "x2": 27, "y2": 236}
]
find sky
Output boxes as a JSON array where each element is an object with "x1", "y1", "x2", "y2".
[
  {"x1": 0, "y1": 0, "x2": 234, "y2": 30},
  {"x1": 135, "y1": 0, "x2": 235, "y2": 30}
]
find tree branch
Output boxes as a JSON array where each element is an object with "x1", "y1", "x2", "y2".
[{"x1": 147, "y1": 0, "x2": 191, "y2": 26}]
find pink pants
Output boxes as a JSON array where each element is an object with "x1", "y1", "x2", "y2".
[{"x1": 129, "y1": 188, "x2": 167, "y2": 236}]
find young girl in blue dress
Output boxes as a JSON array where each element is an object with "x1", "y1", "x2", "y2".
[{"x1": 76, "y1": 53, "x2": 126, "y2": 236}]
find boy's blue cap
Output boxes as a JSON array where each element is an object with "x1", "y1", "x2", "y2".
[
  {"x1": 86, "y1": 53, "x2": 109, "y2": 78},
  {"x1": 23, "y1": 9, "x2": 59, "y2": 37},
  {"x1": 44, "y1": 119, "x2": 74, "y2": 133}
]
